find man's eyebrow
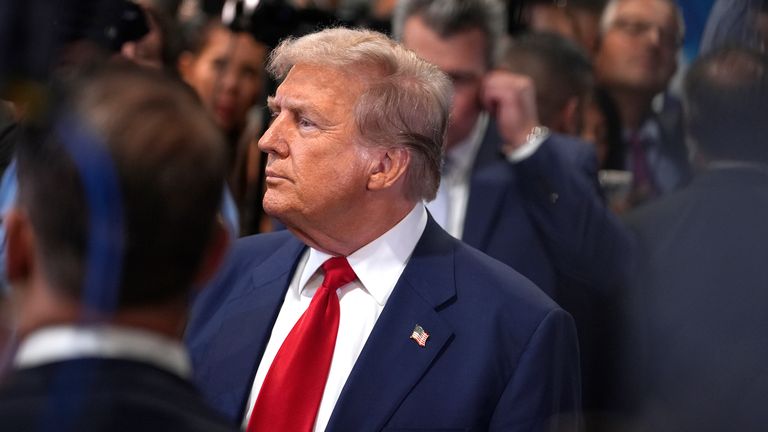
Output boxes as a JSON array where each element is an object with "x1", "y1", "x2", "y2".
[{"x1": 266, "y1": 96, "x2": 331, "y2": 124}]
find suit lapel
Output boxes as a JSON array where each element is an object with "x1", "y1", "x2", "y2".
[
  {"x1": 326, "y1": 219, "x2": 457, "y2": 431},
  {"x1": 198, "y1": 237, "x2": 306, "y2": 421}
]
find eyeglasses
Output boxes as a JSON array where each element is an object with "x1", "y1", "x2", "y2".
[{"x1": 611, "y1": 17, "x2": 682, "y2": 48}]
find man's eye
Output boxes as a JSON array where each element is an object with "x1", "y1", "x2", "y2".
[
  {"x1": 298, "y1": 117, "x2": 315, "y2": 129},
  {"x1": 212, "y1": 58, "x2": 227, "y2": 71}
]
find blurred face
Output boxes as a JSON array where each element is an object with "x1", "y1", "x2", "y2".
[
  {"x1": 181, "y1": 26, "x2": 267, "y2": 133},
  {"x1": 258, "y1": 63, "x2": 373, "y2": 231},
  {"x1": 402, "y1": 15, "x2": 487, "y2": 149},
  {"x1": 595, "y1": 0, "x2": 680, "y2": 95}
]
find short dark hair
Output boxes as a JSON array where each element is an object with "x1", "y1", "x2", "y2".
[
  {"x1": 392, "y1": 0, "x2": 507, "y2": 67},
  {"x1": 684, "y1": 46, "x2": 768, "y2": 163},
  {"x1": 16, "y1": 64, "x2": 227, "y2": 308},
  {"x1": 499, "y1": 32, "x2": 594, "y2": 130}
]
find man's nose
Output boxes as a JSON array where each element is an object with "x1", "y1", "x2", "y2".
[{"x1": 258, "y1": 115, "x2": 288, "y2": 157}]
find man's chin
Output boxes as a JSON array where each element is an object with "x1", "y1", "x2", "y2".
[{"x1": 262, "y1": 199, "x2": 295, "y2": 228}]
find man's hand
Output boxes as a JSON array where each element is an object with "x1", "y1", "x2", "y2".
[{"x1": 482, "y1": 70, "x2": 541, "y2": 154}]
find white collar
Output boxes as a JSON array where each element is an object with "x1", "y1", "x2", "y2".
[
  {"x1": 298, "y1": 203, "x2": 428, "y2": 306},
  {"x1": 14, "y1": 325, "x2": 191, "y2": 379}
]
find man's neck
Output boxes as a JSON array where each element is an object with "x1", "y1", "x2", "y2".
[
  {"x1": 608, "y1": 87, "x2": 656, "y2": 131},
  {"x1": 288, "y1": 198, "x2": 417, "y2": 257},
  {"x1": 16, "y1": 281, "x2": 187, "y2": 342}
]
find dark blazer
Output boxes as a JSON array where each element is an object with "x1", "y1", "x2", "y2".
[
  {"x1": 464, "y1": 125, "x2": 632, "y2": 414},
  {"x1": 186, "y1": 218, "x2": 581, "y2": 431},
  {"x1": 464, "y1": 125, "x2": 630, "y2": 298},
  {"x1": 0, "y1": 357, "x2": 237, "y2": 432},
  {"x1": 620, "y1": 167, "x2": 768, "y2": 432}
]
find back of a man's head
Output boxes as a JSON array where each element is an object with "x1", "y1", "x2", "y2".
[
  {"x1": 498, "y1": 32, "x2": 594, "y2": 133},
  {"x1": 16, "y1": 64, "x2": 227, "y2": 310},
  {"x1": 684, "y1": 46, "x2": 768, "y2": 164}
]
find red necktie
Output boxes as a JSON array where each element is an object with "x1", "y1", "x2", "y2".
[{"x1": 247, "y1": 257, "x2": 356, "y2": 432}]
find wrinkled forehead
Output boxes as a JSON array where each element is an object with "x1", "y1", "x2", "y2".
[
  {"x1": 274, "y1": 62, "x2": 381, "y2": 102},
  {"x1": 269, "y1": 63, "x2": 371, "y2": 125}
]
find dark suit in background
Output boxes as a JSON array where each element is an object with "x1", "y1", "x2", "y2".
[
  {"x1": 465, "y1": 124, "x2": 631, "y2": 415},
  {"x1": 618, "y1": 46, "x2": 768, "y2": 432},
  {"x1": 622, "y1": 167, "x2": 768, "y2": 431},
  {"x1": 0, "y1": 358, "x2": 234, "y2": 432}
]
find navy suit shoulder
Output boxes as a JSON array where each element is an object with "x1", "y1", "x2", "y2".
[
  {"x1": 466, "y1": 124, "x2": 631, "y2": 293},
  {"x1": 185, "y1": 230, "x2": 305, "y2": 421},
  {"x1": 618, "y1": 169, "x2": 768, "y2": 431},
  {"x1": 0, "y1": 358, "x2": 237, "y2": 431},
  {"x1": 186, "y1": 230, "x2": 300, "y2": 337}
]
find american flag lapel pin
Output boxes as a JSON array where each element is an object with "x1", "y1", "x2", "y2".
[{"x1": 410, "y1": 324, "x2": 429, "y2": 347}]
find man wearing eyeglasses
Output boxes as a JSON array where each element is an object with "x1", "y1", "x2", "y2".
[{"x1": 595, "y1": 0, "x2": 691, "y2": 209}]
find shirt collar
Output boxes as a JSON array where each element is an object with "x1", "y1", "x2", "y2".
[
  {"x1": 14, "y1": 324, "x2": 191, "y2": 379},
  {"x1": 445, "y1": 112, "x2": 489, "y2": 179},
  {"x1": 298, "y1": 203, "x2": 428, "y2": 306}
]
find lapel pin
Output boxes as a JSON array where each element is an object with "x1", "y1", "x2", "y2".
[{"x1": 410, "y1": 324, "x2": 429, "y2": 347}]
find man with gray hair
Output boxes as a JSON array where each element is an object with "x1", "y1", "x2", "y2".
[
  {"x1": 186, "y1": 27, "x2": 580, "y2": 431},
  {"x1": 393, "y1": 0, "x2": 629, "y2": 297},
  {"x1": 595, "y1": 0, "x2": 690, "y2": 206},
  {"x1": 394, "y1": 0, "x2": 631, "y2": 421}
]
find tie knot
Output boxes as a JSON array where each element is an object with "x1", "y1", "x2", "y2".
[{"x1": 321, "y1": 257, "x2": 356, "y2": 291}]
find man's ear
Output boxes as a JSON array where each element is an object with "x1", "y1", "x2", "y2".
[
  {"x1": 192, "y1": 218, "x2": 230, "y2": 288},
  {"x1": 4, "y1": 208, "x2": 34, "y2": 285},
  {"x1": 367, "y1": 147, "x2": 411, "y2": 192}
]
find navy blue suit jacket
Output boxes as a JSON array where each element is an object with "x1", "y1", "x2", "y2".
[
  {"x1": 620, "y1": 168, "x2": 768, "y2": 431},
  {"x1": 186, "y1": 218, "x2": 581, "y2": 431},
  {"x1": 464, "y1": 125, "x2": 631, "y2": 413},
  {"x1": 464, "y1": 125, "x2": 629, "y2": 298}
]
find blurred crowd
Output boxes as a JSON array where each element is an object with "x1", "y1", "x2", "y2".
[{"x1": 0, "y1": 0, "x2": 767, "y2": 431}]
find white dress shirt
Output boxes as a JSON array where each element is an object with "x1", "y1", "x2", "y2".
[
  {"x1": 242, "y1": 203, "x2": 428, "y2": 432},
  {"x1": 427, "y1": 112, "x2": 488, "y2": 239},
  {"x1": 14, "y1": 325, "x2": 191, "y2": 378}
]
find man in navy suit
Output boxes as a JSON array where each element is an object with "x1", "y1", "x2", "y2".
[
  {"x1": 186, "y1": 27, "x2": 580, "y2": 431},
  {"x1": 621, "y1": 46, "x2": 768, "y2": 432},
  {"x1": 393, "y1": 0, "x2": 630, "y2": 419},
  {"x1": 0, "y1": 65, "x2": 234, "y2": 431}
]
